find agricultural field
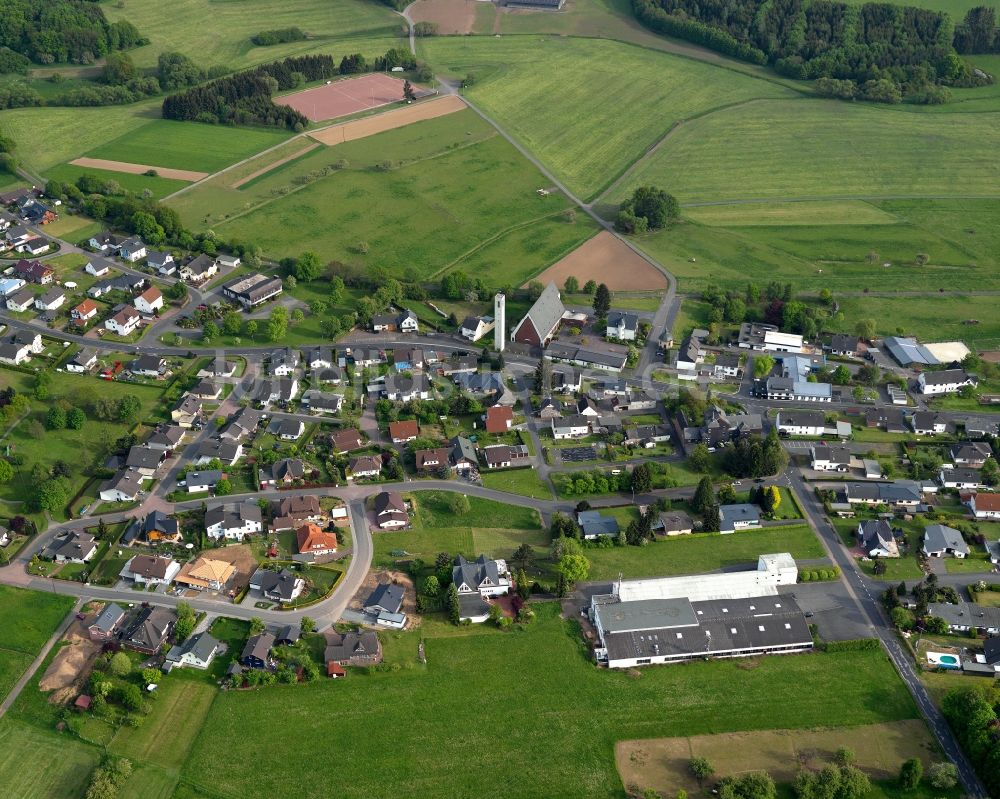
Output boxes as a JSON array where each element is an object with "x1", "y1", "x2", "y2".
[
  {"x1": 616, "y1": 100, "x2": 1000, "y2": 204},
  {"x1": 372, "y1": 492, "x2": 546, "y2": 568},
  {"x1": 421, "y1": 36, "x2": 799, "y2": 200},
  {"x1": 169, "y1": 109, "x2": 595, "y2": 279},
  {"x1": 0, "y1": 720, "x2": 100, "y2": 799},
  {"x1": 104, "y1": 0, "x2": 403, "y2": 70},
  {"x1": 180, "y1": 603, "x2": 918, "y2": 799},
  {"x1": 84, "y1": 120, "x2": 291, "y2": 175},
  {"x1": 586, "y1": 525, "x2": 826, "y2": 581},
  {"x1": 639, "y1": 198, "x2": 1000, "y2": 298},
  {"x1": 0, "y1": 102, "x2": 160, "y2": 173}
]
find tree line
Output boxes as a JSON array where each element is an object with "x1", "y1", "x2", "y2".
[
  {"x1": 0, "y1": 0, "x2": 145, "y2": 67},
  {"x1": 632, "y1": 0, "x2": 994, "y2": 101},
  {"x1": 954, "y1": 6, "x2": 1000, "y2": 53},
  {"x1": 162, "y1": 54, "x2": 337, "y2": 130}
]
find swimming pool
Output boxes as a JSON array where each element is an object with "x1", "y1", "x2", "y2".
[{"x1": 927, "y1": 652, "x2": 961, "y2": 668}]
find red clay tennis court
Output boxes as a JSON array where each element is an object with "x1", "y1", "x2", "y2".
[{"x1": 277, "y1": 74, "x2": 428, "y2": 122}]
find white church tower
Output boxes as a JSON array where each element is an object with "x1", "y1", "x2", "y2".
[{"x1": 494, "y1": 292, "x2": 505, "y2": 352}]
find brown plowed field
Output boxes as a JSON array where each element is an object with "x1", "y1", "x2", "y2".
[
  {"x1": 529, "y1": 230, "x2": 667, "y2": 290},
  {"x1": 409, "y1": 0, "x2": 478, "y2": 34},
  {"x1": 69, "y1": 157, "x2": 208, "y2": 182},
  {"x1": 309, "y1": 95, "x2": 466, "y2": 146}
]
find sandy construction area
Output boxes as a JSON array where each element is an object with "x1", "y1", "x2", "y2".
[
  {"x1": 529, "y1": 230, "x2": 667, "y2": 291},
  {"x1": 230, "y1": 142, "x2": 320, "y2": 188},
  {"x1": 409, "y1": 0, "x2": 478, "y2": 34},
  {"x1": 70, "y1": 157, "x2": 208, "y2": 182},
  {"x1": 39, "y1": 615, "x2": 101, "y2": 704},
  {"x1": 616, "y1": 720, "x2": 937, "y2": 796},
  {"x1": 309, "y1": 95, "x2": 466, "y2": 146},
  {"x1": 202, "y1": 544, "x2": 257, "y2": 590}
]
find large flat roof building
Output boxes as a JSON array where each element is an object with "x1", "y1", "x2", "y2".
[{"x1": 590, "y1": 555, "x2": 810, "y2": 669}]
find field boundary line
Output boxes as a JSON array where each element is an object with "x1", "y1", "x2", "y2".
[
  {"x1": 425, "y1": 208, "x2": 578, "y2": 279},
  {"x1": 208, "y1": 133, "x2": 496, "y2": 232},
  {"x1": 230, "y1": 142, "x2": 320, "y2": 189},
  {"x1": 592, "y1": 96, "x2": 805, "y2": 208},
  {"x1": 682, "y1": 193, "x2": 1000, "y2": 206}
]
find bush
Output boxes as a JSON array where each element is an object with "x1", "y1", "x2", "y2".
[{"x1": 252, "y1": 27, "x2": 308, "y2": 46}]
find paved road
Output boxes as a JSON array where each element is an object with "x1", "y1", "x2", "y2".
[{"x1": 786, "y1": 468, "x2": 987, "y2": 798}]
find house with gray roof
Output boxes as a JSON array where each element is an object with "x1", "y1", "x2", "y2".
[
  {"x1": 240, "y1": 631, "x2": 275, "y2": 669},
  {"x1": 449, "y1": 436, "x2": 478, "y2": 471},
  {"x1": 922, "y1": 524, "x2": 969, "y2": 558},
  {"x1": 165, "y1": 632, "x2": 219, "y2": 670},
  {"x1": 453, "y1": 555, "x2": 511, "y2": 598},
  {"x1": 719, "y1": 504, "x2": 761, "y2": 533},
  {"x1": 88, "y1": 603, "x2": 125, "y2": 642},
  {"x1": 927, "y1": 602, "x2": 1000, "y2": 635},
  {"x1": 577, "y1": 510, "x2": 620, "y2": 539},
  {"x1": 325, "y1": 630, "x2": 382, "y2": 667},
  {"x1": 857, "y1": 519, "x2": 898, "y2": 558},
  {"x1": 42, "y1": 530, "x2": 97, "y2": 563}
]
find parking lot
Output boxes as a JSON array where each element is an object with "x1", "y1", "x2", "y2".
[{"x1": 560, "y1": 446, "x2": 598, "y2": 462}]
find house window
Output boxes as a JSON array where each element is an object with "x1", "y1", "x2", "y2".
[
  {"x1": 722, "y1": 608, "x2": 728, "y2": 613},
  {"x1": 636, "y1": 658, "x2": 651, "y2": 665},
  {"x1": 784, "y1": 623, "x2": 791, "y2": 630},
  {"x1": 731, "y1": 628, "x2": 737, "y2": 634},
  {"x1": 758, "y1": 625, "x2": 766, "y2": 632},
  {"x1": 675, "y1": 632, "x2": 683, "y2": 639}
]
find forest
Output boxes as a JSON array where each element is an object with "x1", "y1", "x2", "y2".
[
  {"x1": 632, "y1": 0, "x2": 993, "y2": 98},
  {"x1": 0, "y1": 0, "x2": 145, "y2": 66},
  {"x1": 162, "y1": 54, "x2": 337, "y2": 130}
]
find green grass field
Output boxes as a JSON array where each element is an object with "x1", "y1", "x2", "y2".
[
  {"x1": 170, "y1": 109, "x2": 593, "y2": 280},
  {"x1": 85, "y1": 120, "x2": 290, "y2": 174},
  {"x1": 422, "y1": 36, "x2": 798, "y2": 200},
  {"x1": 374, "y1": 491, "x2": 547, "y2": 567},
  {"x1": 0, "y1": 102, "x2": 160, "y2": 172},
  {"x1": 180, "y1": 602, "x2": 917, "y2": 799},
  {"x1": 479, "y1": 467, "x2": 553, "y2": 499},
  {"x1": 105, "y1": 0, "x2": 402, "y2": 70},
  {"x1": 0, "y1": 720, "x2": 99, "y2": 799},
  {"x1": 587, "y1": 525, "x2": 826, "y2": 581},
  {"x1": 639, "y1": 198, "x2": 1000, "y2": 298},
  {"x1": 0, "y1": 585, "x2": 74, "y2": 655},
  {"x1": 109, "y1": 679, "x2": 218, "y2": 769},
  {"x1": 617, "y1": 99, "x2": 1000, "y2": 204},
  {"x1": 44, "y1": 164, "x2": 190, "y2": 200},
  {"x1": 683, "y1": 200, "x2": 900, "y2": 227}
]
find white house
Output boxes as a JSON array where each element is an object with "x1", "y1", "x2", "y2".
[
  {"x1": 460, "y1": 315, "x2": 494, "y2": 342},
  {"x1": 205, "y1": 502, "x2": 263, "y2": 541},
  {"x1": 186, "y1": 470, "x2": 225, "y2": 494},
  {"x1": 810, "y1": 445, "x2": 851, "y2": 472},
  {"x1": 452, "y1": 555, "x2": 511, "y2": 598},
  {"x1": 970, "y1": 493, "x2": 1000, "y2": 520},
  {"x1": 85, "y1": 258, "x2": 111, "y2": 277},
  {"x1": 922, "y1": 524, "x2": 969, "y2": 558},
  {"x1": 119, "y1": 554, "x2": 180, "y2": 586},
  {"x1": 0, "y1": 342, "x2": 32, "y2": 365},
  {"x1": 719, "y1": 503, "x2": 761, "y2": 533},
  {"x1": 551, "y1": 414, "x2": 591, "y2": 440},
  {"x1": 99, "y1": 470, "x2": 142, "y2": 502},
  {"x1": 165, "y1": 632, "x2": 219, "y2": 670},
  {"x1": 5, "y1": 289, "x2": 33, "y2": 312},
  {"x1": 606, "y1": 312, "x2": 639, "y2": 341},
  {"x1": 938, "y1": 467, "x2": 986, "y2": 490},
  {"x1": 918, "y1": 369, "x2": 977, "y2": 396},
  {"x1": 105, "y1": 306, "x2": 141, "y2": 336},
  {"x1": 857, "y1": 519, "x2": 898, "y2": 558},
  {"x1": 134, "y1": 286, "x2": 163, "y2": 315},
  {"x1": 118, "y1": 237, "x2": 147, "y2": 263},
  {"x1": 776, "y1": 411, "x2": 826, "y2": 437}
]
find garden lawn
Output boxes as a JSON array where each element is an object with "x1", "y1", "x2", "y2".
[
  {"x1": 587, "y1": 525, "x2": 825, "y2": 581},
  {"x1": 180, "y1": 603, "x2": 918, "y2": 799},
  {"x1": 170, "y1": 109, "x2": 587, "y2": 280},
  {"x1": 44, "y1": 163, "x2": 189, "y2": 200},
  {"x1": 619, "y1": 100, "x2": 1000, "y2": 203},
  {"x1": 119, "y1": 764, "x2": 178, "y2": 799},
  {"x1": 422, "y1": 36, "x2": 797, "y2": 200},
  {"x1": 105, "y1": 0, "x2": 401, "y2": 70},
  {"x1": 479, "y1": 468, "x2": 553, "y2": 499},
  {"x1": 374, "y1": 491, "x2": 547, "y2": 567},
  {"x1": 0, "y1": 719, "x2": 99, "y2": 799},
  {"x1": 85, "y1": 120, "x2": 291, "y2": 174}
]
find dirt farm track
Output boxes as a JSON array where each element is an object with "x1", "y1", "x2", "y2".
[{"x1": 530, "y1": 230, "x2": 668, "y2": 291}]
